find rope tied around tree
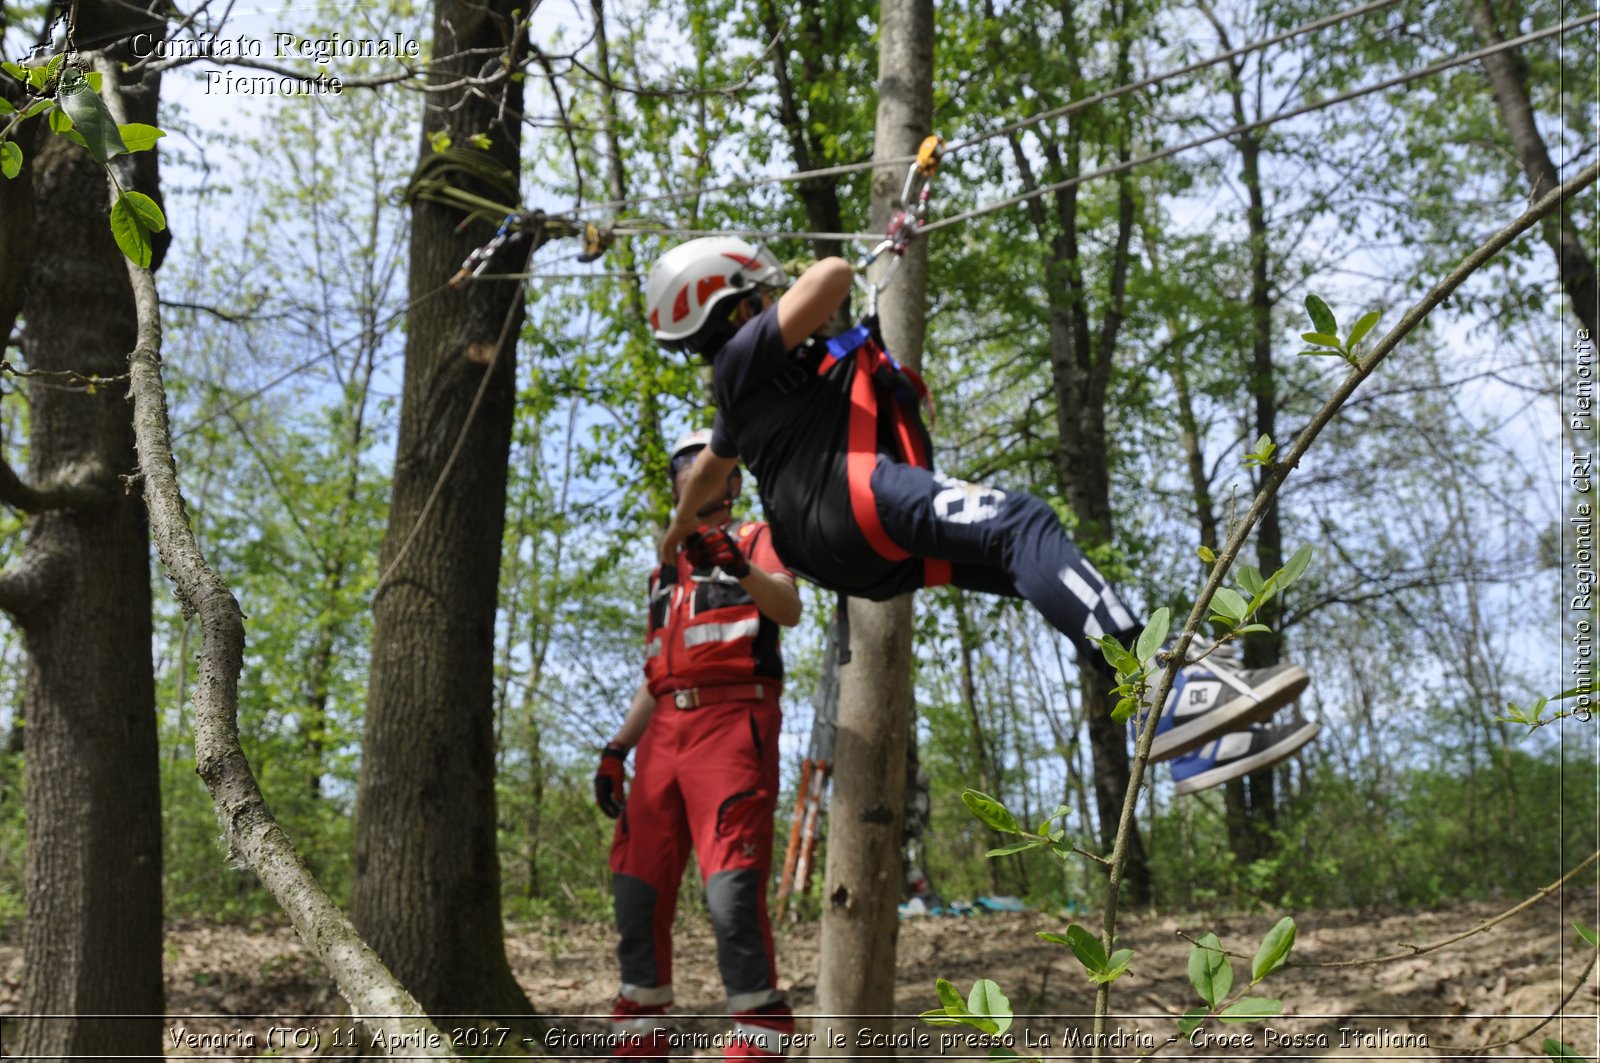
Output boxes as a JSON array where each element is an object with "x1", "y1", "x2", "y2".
[{"x1": 399, "y1": 145, "x2": 523, "y2": 227}]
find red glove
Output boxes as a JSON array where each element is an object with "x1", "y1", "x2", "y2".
[
  {"x1": 594, "y1": 742, "x2": 628, "y2": 819},
  {"x1": 683, "y1": 525, "x2": 750, "y2": 578}
]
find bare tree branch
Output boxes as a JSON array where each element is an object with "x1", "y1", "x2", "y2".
[
  {"x1": 0, "y1": 453, "x2": 113, "y2": 514},
  {"x1": 0, "y1": 539, "x2": 67, "y2": 618},
  {"x1": 96, "y1": 54, "x2": 458, "y2": 1057}
]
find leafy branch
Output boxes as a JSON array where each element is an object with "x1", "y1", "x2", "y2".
[
  {"x1": 2, "y1": 53, "x2": 168, "y2": 265},
  {"x1": 1086, "y1": 161, "x2": 1600, "y2": 1053},
  {"x1": 1497, "y1": 680, "x2": 1596, "y2": 731},
  {"x1": 1177, "y1": 918, "x2": 1295, "y2": 1037},
  {"x1": 1297, "y1": 294, "x2": 1381, "y2": 367}
]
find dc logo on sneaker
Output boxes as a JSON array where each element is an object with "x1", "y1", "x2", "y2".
[{"x1": 1189, "y1": 687, "x2": 1210, "y2": 706}]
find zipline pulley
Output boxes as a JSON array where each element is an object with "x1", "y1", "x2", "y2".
[{"x1": 856, "y1": 134, "x2": 944, "y2": 317}]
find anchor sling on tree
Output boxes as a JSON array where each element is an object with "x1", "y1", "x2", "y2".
[
  {"x1": 646, "y1": 237, "x2": 1319, "y2": 791},
  {"x1": 596, "y1": 430, "x2": 801, "y2": 1061}
]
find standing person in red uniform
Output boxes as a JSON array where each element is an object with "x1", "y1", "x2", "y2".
[{"x1": 595, "y1": 430, "x2": 802, "y2": 1061}]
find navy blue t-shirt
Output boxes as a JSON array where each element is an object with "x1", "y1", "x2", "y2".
[{"x1": 707, "y1": 305, "x2": 920, "y2": 599}]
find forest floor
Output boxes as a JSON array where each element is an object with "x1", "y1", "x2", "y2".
[{"x1": 1, "y1": 892, "x2": 1596, "y2": 1058}]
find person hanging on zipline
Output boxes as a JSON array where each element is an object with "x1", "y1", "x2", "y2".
[
  {"x1": 644, "y1": 237, "x2": 1318, "y2": 792},
  {"x1": 595, "y1": 429, "x2": 799, "y2": 1060}
]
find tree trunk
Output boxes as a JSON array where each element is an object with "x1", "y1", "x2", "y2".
[
  {"x1": 351, "y1": 0, "x2": 536, "y2": 1022},
  {"x1": 1465, "y1": 0, "x2": 1598, "y2": 339},
  {"x1": 3, "y1": 63, "x2": 163, "y2": 1058},
  {"x1": 1202, "y1": 11, "x2": 1285, "y2": 862},
  {"x1": 814, "y1": 0, "x2": 931, "y2": 1044},
  {"x1": 1024, "y1": 0, "x2": 1151, "y2": 904}
]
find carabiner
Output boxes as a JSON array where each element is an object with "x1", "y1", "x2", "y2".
[{"x1": 449, "y1": 214, "x2": 521, "y2": 288}]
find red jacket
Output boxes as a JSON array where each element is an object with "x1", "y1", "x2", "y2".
[{"x1": 644, "y1": 521, "x2": 788, "y2": 694}]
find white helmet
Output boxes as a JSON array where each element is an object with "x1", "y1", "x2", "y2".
[
  {"x1": 646, "y1": 237, "x2": 786, "y2": 347},
  {"x1": 669, "y1": 428, "x2": 714, "y2": 472}
]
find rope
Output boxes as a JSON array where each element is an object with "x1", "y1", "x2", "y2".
[
  {"x1": 942, "y1": 0, "x2": 1405, "y2": 154},
  {"x1": 401, "y1": 146, "x2": 523, "y2": 228},
  {"x1": 559, "y1": 0, "x2": 1408, "y2": 220},
  {"x1": 608, "y1": 225, "x2": 875, "y2": 242},
  {"x1": 371, "y1": 216, "x2": 545, "y2": 601},
  {"x1": 920, "y1": 13, "x2": 1599, "y2": 236}
]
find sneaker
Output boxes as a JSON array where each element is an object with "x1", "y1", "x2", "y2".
[
  {"x1": 726, "y1": 995, "x2": 794, "y2": 1058},
  {"x1": 1141, "y1": 639, "x2": 1310, "y2": 761},
  {"x1": 612, "y1": 992, "x2": 671, "y2": 1060},
  {"x1": 1171, "y1": 717, "x2": 1321, "y2": 795}
]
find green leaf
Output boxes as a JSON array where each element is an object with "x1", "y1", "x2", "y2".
[
  {"x1": 1347, "y1": 309, "x2": 1381, "y2": 348},
  {"x1": 0, "y1": 141, "x2": 20, "y2": 179},
  {"x1": 1234, "y1": 623, "x2": 1272, "y2": 635},
  {"x1": 1112, "y1": 695, "x2": 1139, "y2": 724},
  {"x1": 1575, "y1": 922, "x2": 1598, "y2": 948},
  {"x1": 1091, "y1": 947, "x2": 1134, "y2": 983},
  {"x1": 48, "y1": 103, "x2": 71, "y2": 135},
  {"x1": 1188, "y1": 933, "x2": 1233, "y2": 1007},
  {"x1": 962, "y1": 790, "x2": 1020, "y2": 835},
  {"x1": 1092, "y1": 633, "x2": 1138, "y2": 675},
  {"x1": 0, "y1": 97, "x2": 12, "y2": 115},
  {"x1": 116, "y1": 122, "x2": 165, "y2": 153},
  {"x1": 110, "y1": 190, "x2": 166, "y2": 268},
  {"x1": 57, "y1": 69, "x2": 126, "y2": 164},
  {"x1": 1300, "y1": 331, "x2": 1341, "y2": 347},
  {"x1": 1, "y1": 61, "x2": 25, "y2": 82},
  {"x1": 1037, "y1": 931, "x2": 1072, "y2": 945},
  {"x1": 468, "y1": 132, "x2": 492, "y2": 149},
  {"x1": 1237, "y1": 566, "x2": 1265, "y2": 596},
  {"x1": 1197, "y1": 545, "x2": 1216, "y2": 563},
  {"x1": 1297, "y1": 348, "x2": 1343, "y2": 358},
  {"x1": 1065, "y1": 924, "x2": 1108, "y2": 972},
  {"x1": 985, "y1": 840, "x2": 1042, "y2": 858},
  {"x1": 967, "y1": 979, "x2": 1012, "y2": 1036},
  {"x1": 1280, "y1": 544, "x2": 1313, "y2": 586},
  {"x1": 1036, "y1": 804, "x2": 1069, "y2": 836},
  {"x1": 1305, "y1": 294, "x2": 1337, "y2": 336},
  {"x1": 1177, "y1": 1007, "x2": 1208, "y2": 1037},
  {"x1": 935, "y1": 978, "x2": 965, "y2": 1014},
  {"x1": 1212, "y1": 587, "x2": 1249, "y2": 622},
  {"x1": 1542, "y1": 1039, "x2": 1586, "y2": 1061},
  {"x1": 1251, "y1": 917, "x2": 1296, "y2": 982},
  {"x1": 1136, "y1": 608, "x2": 1170, "y2": 663},
  {"x1": 1220, "y1": 997, "x2": 1281, "y2": 1022},
  {"x1": 22, "y1": 98, "x2": 51, "y2": 119},
  {"x1": 918, "y1": 1009, "x2": 965, "y2": 1027},
  {"x1": 85, "y1": 71, "x2": 102, "y2": 93}
]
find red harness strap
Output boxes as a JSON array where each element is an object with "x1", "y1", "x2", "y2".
[{"x1": 821, "y1": 324, "x2": 951, "y2": 588}]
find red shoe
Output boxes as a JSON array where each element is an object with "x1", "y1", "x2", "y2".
[
  {"x1": 726, "y1": 1001, "x2": 794, "y2": 1059},
  {"x1": 612, "y1": 994, "x2": 671, "y2": 1060}
]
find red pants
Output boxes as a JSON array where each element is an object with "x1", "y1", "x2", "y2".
[{"x1": 611, "y1": 696, "x2": 782, "y2": 1002}]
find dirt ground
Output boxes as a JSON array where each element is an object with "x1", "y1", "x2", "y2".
[{"x1": 1, "y1": 893, "x2": 1596, "y2": 1059}]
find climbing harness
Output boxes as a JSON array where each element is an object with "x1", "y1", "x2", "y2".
[{"x1": 811, "y1": 318, "x2": 946, "y2": 587}]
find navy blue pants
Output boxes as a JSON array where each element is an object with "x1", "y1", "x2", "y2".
[{"x1": 869, "y1": 459, "x2": 1139, "y2": 659}]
